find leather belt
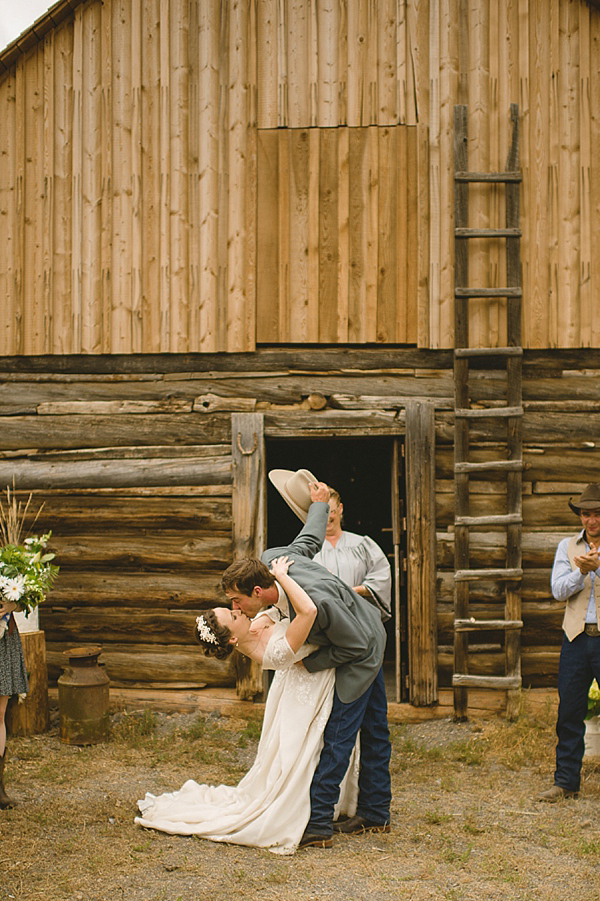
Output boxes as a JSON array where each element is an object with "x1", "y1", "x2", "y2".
[{"x1": 584, "y1": 623, "x2": 600, "y2": 636}]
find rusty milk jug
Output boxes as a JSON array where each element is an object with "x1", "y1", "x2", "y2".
[{"x1": 58, "y1": 646, "x2": 110, "y2": 745}]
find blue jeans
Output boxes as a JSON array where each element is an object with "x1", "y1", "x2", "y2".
[
  {"x1": 307, "y1": 666, "x2": 392, "y2": 834},
  {"x1": 555, "y1": 632, "x2": 600, "y2": 792}
]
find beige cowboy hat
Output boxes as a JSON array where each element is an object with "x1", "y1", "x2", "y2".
[
  {"x1": 569, "y1": 483, "x2": 600, "y2": 515},
  {"x1": 268, "y1": 468, "x2": 319, "y2": 523}
]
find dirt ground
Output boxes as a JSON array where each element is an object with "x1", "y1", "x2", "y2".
[{"x1": 1, "y1": 699, "x2": 599, "y2": 901}]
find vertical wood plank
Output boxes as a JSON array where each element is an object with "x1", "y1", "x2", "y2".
[
  {"x1": 579, "y1": 0, "x2": 591, "y2": 345},
  {"x1": 318, "y1": 127, "x2": 339, "y2": 341},
  {"x1": 286, "y1": 0, "x2": 309, "y2": 127},
  {"x1": 377, "y1": 125, "x2": 398, "y2": 342},
  {"x1": 197, "y1": 0, "x2": 220, "y2": 350},
  {"x1": 99, "y1": 0, "x2": 112, "y2": 353},
  {"x1": 42, "y1": 34, "x2": 55, "y2": 353},
  {"x1": 590, "y1": 4, "x2": 600, "y2": 346},
  {"x1": 406, "y1": 124, "x2": 419, "y2": 344},
  {"x1": 130, "y1": 0, "x2": 143, "y2": 352},
  {"x1": 337, "y1": 126, "x2": 349, "y2": 340},
  {"x1": 378, "y1": 0, "x2": 398, "y2": 123},
  {"x1": 232, "y1": 412, "x2": 266, "y2": 699},
  {"x1": 169, "y1": 0, "x2": 189, "y2": 352},
  {"x1": 227, "y1": 0, "x2": 252, "y2": 351},
  {"x1": 347, "y1": 0, "x2": 368, "y2": 126},
  {"x1": 111, "y1": 0, "x2": 133, "y2": 353},
  {"x1": 256, "y1": 0, "x2": 278, "y2": 128},
  {"x1": 348, "y1": 127, "x2": 368, "y2": 342},
  {"x1": 317, "y1": 0, "x2": 339, "y2": 126},
  {"x1": 14, "y1": 59, "x2": 25, "y2": 355},
  {"x1": 81, "y1": 1, "x2": 103, "y2": 354},
  {"x1": 71, "y1": 10, "x2": 83, "y2": 353},
  {"x1": 277, "y1": 130, "x2": 290, "y2": 341},
  {"x1": 289, "y1": 129, "x2": 310, "y2": 341},
  {"x1": 405, "y1": 401, "x2": 438, "y2": 706},
  {"x1": 159, "y1": 0, "x2": 171, "y2": 352},
  {"x1": 307, "y1": 127, "x2": 320, "y2": 341},
  {"x1": 256, "y1": 130, "x2": 280, "y2": 341},
  {"x1": 0, "y1": 71, "x2": 16, "y2": 355}
]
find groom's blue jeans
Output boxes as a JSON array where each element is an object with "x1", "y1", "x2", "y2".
[
  {"x1": 307, "y1": 666, "x2": 392, "y2": 835},
  {"x1": 554, "y1": 631, "x2": 600, "y2": 792}
]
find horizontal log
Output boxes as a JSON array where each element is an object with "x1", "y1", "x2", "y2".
[
  {"x1": 42, "y1": 571, "x2": 226, "y2": 608},
  {"x1": 37, "y1": 400, "x2": 193, "y2": 415},
  {"x1": 454, "y1": 619, "x2": 523, "y2": 631},
  {"x1": 437, "y1": 572, "x2": 559, "y2": 605},
  {"x1": 436, "y1": 531, "x2": 575, "y2": 567},
  {"x1": 20, "y1": 495, "x2": 232, "y2": 532},
  {"x1": 48, "y1": 533, "x2": 232, "y2": 569},
  {"x1": 0, "y1": 455, "x2": 232, "y2": 489},
  {"x1": 41, "y1": 609, "x2": 210, "y2": 645},
  {"x1": 0, "y1": 413, "x2": 231, "y2": 450},
  {"x1": 194, "y1": 394, "x2": 257, "y2": 413},
  {"x1": 265, "y1": 409, "x2": 404, "y2": 436},
  {"x1": 437, "y1": 447, "x2": 600, "y2": 481},
  {"x1": 46, "y1": 641, "x2": 236, "y2": 687},
  {"x1": 452, "y1": 674, "x2": 522, "y2": 689},
  {"x1": 435, "y1": 492, "x2": 590, "y2": 530},
  {"x1": 329, "y1": 394, "x2": 454, "y2": 410}
]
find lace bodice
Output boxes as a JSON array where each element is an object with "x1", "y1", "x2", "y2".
[{"x1": 261, "y1": 620, "x2": 317, "y2": 671}]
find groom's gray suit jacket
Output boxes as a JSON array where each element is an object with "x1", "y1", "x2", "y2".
[{"x1": 261, "y1": 502, "x2": 387, "y2": 704}]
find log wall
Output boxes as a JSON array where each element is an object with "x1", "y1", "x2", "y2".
[
  {"x1": 1, "y1": 0, "x2": 600, "y2": 353},
  {"x1": 2, "y1": 347, "x2": 600, "y2": 691}
]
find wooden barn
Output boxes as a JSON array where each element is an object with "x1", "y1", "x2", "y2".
[{"x1": 1, "y1": 0, "x2": 600, "y2": 720}]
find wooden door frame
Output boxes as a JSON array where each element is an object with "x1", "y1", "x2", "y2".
[{"x1": 232, "y1": 406, "x2": 438, "y2": 705}]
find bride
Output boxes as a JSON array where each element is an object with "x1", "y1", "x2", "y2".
[{"x1": 134, "y1": 556, "x2": 358, "y2": 854}]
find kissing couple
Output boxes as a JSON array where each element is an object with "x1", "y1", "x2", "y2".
[{"x1": 135, "y1": 471, "x2": 392, "y2": 854}]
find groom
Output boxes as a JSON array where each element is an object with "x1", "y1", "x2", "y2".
[{"x1": 221, "y1": 469, "x2": 392, "y2": 848}]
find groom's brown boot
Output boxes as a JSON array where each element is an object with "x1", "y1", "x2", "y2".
[
  {"x1": 0, "y1": 751, "x2": 17, "y2": 809},
  {"x1": 298, "y1": 830, "x2": 333, "y2": 849}
]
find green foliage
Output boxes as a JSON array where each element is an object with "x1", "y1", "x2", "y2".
[{"x1": 0, "y1": 533, "x2": 59, "y2": 614}]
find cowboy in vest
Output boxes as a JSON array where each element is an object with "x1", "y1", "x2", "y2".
[{"x1": 539, "y1": 484, "x2": 600, "y2": 802}]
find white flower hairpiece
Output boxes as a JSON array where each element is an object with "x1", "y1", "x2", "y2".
[{"x1": 196, "y1": 615, "x2": 218, "y2": 645}]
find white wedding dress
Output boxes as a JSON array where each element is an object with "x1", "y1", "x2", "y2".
[{"x1": 135, "y1": 621, "x2": 359, "y2": 854}]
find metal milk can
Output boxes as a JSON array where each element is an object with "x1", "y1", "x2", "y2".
[{"x1": 58, "y1": 646, "x2": 110, "y2": 745}]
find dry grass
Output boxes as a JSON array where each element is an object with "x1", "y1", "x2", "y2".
[{"x1": 1, "y1": 698, "x2": 599, "y2": 901}]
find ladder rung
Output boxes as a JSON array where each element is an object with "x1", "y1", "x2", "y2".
[
  {"x1": 454, "y1": 619, "x2": 523, "y2": 632},
  {"x1": 455, "y1": 406, "x2": 523, "y2": 419},
  {"x1": 454, "y1": 460, "x2": 523, "y2": 473},
  {"x1": 455, "y1": 513, "x2": 522, "y2": 527},
  {"x1": 454, "y1": 346, "x2": 523, "y2": 358},
  {"x1": 455, "y1": 227, "x2": 522, "y2": 238},
  {"x1": 455, "y1": 171, "x2": 522, "y2": 183},
  {"x1": 455, "y1": 567, "x2": 523, "y2": 582},
  {"x1": 452, "y1": 674, "x2": 522, "y2": 690},
  {"x1": 455, "y1": 287, "x2": 522, "y2": 298}
]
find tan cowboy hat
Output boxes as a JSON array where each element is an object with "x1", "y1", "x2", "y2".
[
  {"x1": 268, "y1": 468, "x2": 319, "y2": 523},
  {"x1": 568, "y1": 484, "x2": 600, "y2": 515}
]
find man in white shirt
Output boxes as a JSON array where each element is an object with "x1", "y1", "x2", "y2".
[{"x1": 539, "y1": 484, "x2": 600, "y2": 802}]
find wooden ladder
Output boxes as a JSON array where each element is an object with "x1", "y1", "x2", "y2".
[{"x1": 452, "y1": 104, "x2": 523, "y2": 721}]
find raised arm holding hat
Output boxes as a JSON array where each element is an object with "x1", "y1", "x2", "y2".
[{"x1": 539, "y1": 484, "x2": 600, "y2": 802}]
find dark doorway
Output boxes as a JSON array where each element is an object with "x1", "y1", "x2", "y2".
[{"x1": 265, "y1": 438, "x2": 406, "y2": 691}]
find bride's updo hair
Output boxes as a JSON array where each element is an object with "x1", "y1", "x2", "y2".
[{"x1": 194, "y1": 610, "x2": 235, "y2": 659}]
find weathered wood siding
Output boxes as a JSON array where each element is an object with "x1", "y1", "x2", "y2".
[
  {"x1": 1, "y1": 0, "x2": 599, "y2": 354},
  {"x1": 2, "y1": 347, "x2": 600, "y2": 689}
]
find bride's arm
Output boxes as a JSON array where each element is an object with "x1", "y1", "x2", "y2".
[{"x1": 270, "y1": 556, "x2": 317, "y2": 654}]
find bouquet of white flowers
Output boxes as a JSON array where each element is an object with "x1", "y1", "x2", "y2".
[
  {"x1": 0, "y1": 533, "x2": 58, "y2": 615},
  {"x1": 0, "y1": 485, "x2": 59, "y2": 636}
]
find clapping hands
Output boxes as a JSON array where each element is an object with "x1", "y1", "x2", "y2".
[{"x1": 574, "y1": 542, "x2": 600, "y2": 575}]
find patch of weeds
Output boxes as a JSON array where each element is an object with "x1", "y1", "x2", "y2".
[
  {"x1": 265, "y1": 866, "x2": 290, "y2": 885},
  {"x1": 424, "y1": 808, "x2": 453, "y2": 826},
  {"x1": 442, "y1": 840, "x2": 473, "y2": 865},
  {"x1": 241, "y1": 720, "x2": 262, "y2": 741},
  {"x1": 463, "y1": 814, "x2": 485, "y2": 835},
  {"x1": 447, "y1": 740, "x2": 484, "y2": 766},
  {"x1": 577, "y1": 837, "x2": 600, "y2": 856},
  {"x1": 183, "y1": 715, "x2": 206, "y2": 741},
  {"x1": 113, "y1": 710, "x2": 158, "y2": 746}
]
